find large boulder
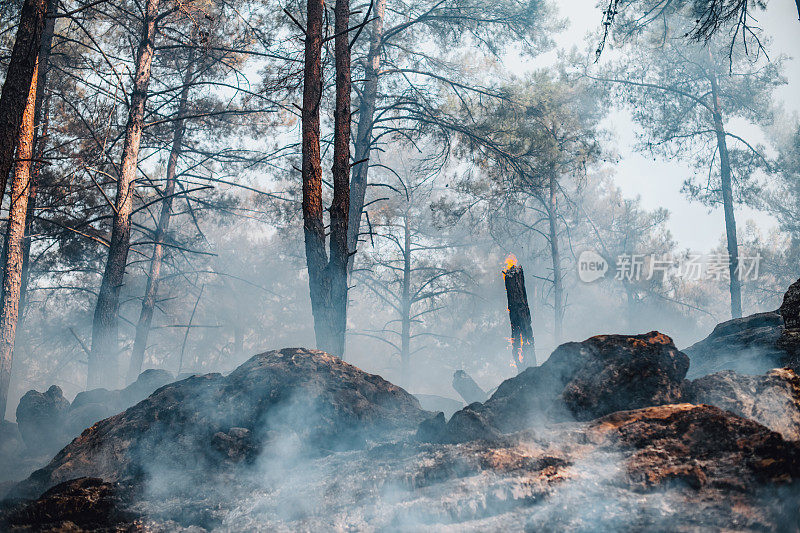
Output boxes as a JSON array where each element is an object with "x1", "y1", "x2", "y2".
[
  {"x1": 683, "y1": 311, "x2": 786, "y2": 378},
  {"x1": 423, "y1": 331, "x2": 689, "y2": 443},
  {"x1": 685, "y1": 367, "x2": 800, "y2": 441},
  {"x1": 12, "y1": 348, "x2": 429, "y2": 499},
  {"x1": 15, "y1": 386, "x2": 69, "y2": 455}
]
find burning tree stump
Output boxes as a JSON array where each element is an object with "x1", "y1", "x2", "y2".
[{"x1": 503, "y1": 255, "x2": 535, "y2": 372}]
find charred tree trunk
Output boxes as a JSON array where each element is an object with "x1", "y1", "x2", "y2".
[
  {"x1": 90, "y1": 0, "x2": 160, "y2": 389},
  {"x1": 0, "y1": 0, "x2": 47, "y2": 203},
  {"x1": 347, "y1": 0, "x2": 387, "y2": 270},
  {"x1": 452, "y1": 370, "x2": 488, "y2": 404},
  {"x1": 708, "y1": 62, "x2": 742, "y2": 319},
  {"x1": 0, "y1": 61, "x2": 38, "y2": 420},
  {"x1": 127, "y1": 55, "x2": 195, "y2": 383},
  {"x1": 301, "y1": 0, "x2": 352, "y2": 357},
  {"x1": 400, "y1": 212, "x2": 411, "y2": 385},
  {"x1": 503, "y1": 260, "x2": 535, "y2": 372},
  {"x1": 546, "y1": 172, "x2": 563, "y2": 344}
]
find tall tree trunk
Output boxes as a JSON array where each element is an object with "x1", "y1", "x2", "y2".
[
  {"x1": 708, "y1": 63, "x2": 742, "y2": 319},
  {"x1": 546, "y1": 172, "x2": 563, "y2": 344},
  {"x1": 19, "y1": 0, "x2": 57, "y2": 319},
  {"x1": 0, "y1": 61, "x2": 38, "y2": 420},
  {"x1": 301, "y1": 0, "x2": 331, "y2": 352},
  {"x1": 301, "y1": 0, "x2": 352, "y2": 356},
  {"x1": 400, "y1": 212, "x2": 411, "y2": 386},
  {"x1": 346, "y1": 0, "x2": 386, "y2": 269},
  {"x1": 328, "y1": 0, "x2": 352, "y2": 356},
  {"x1": 0, "y1": 0, "x2": 47, "y2": 202},
  {"x1": 89, "y1": 0, "x2": 160, "y2": 389},
  {"x1": 127, "y1": 56, "x2": 195, "y2": 383}
]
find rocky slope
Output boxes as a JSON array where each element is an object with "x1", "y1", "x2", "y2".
[
  {"x1": 2, "y1": 403, "x2": 798, "y2": 531},
  {"x1": 2, "y1": 336, "x2": 800, "y2": 531}
]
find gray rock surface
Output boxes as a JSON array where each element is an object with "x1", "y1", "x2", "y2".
[
  {"x1": 683, "y1": 311, "x2": 786, "y2": 378},
  {"x1": 15, "y1": 386, "x2": 69, "y2": 455},
  {"x1": 686, "y1": 367, "x2": 800, "y2": 441},
  {"x1": 424, "y1": 331, "x2": 689, "y2": 443}
]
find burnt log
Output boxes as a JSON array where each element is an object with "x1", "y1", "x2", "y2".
[
  {"x1": 503, "y1": 260, "x2": 535, "y2": 371},
  {"x1": 452, "y1": 370, "x2": 488, "y2": 405}
]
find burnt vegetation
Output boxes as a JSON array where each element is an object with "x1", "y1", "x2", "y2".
[{"x1": 0, "y1": 0, "x2": 799, "y2": 530}]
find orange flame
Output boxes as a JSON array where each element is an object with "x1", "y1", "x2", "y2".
[{"x1": 504, "y1": 254, "x2": 518, "y2": 271}]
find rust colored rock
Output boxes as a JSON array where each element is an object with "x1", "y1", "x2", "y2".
[
  {"x1": 591, "y1": 404, "x2": 800, "y2": 489},
  {"x1": 687, "y1": 368, "x2": 800, "y2": 441}
]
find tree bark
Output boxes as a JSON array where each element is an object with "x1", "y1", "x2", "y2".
[
  {"x1": 19, "y1": 0, "x2": 57, "y2": 320},
  {"x1": 301, "y1": 0, "x2": 332, "y2": 352},
  {"x1": 89, "y1": 0, "x2": 160, "y2": 389},
  {"x1": 0, "y1": 0, "x2": 47, "y2": 203},
  {"x1": 347, "y1": 0, "x2": 387, "y2": 269},
  {"x1": 546, "y1": 172, "x2": 563, "y2": 344},
  {"x1": 328, "y1": 0, "x2": 352, "y2": 356},
  {"x1": 301, "y1": 0, "x2": 352, "y2": 357},
  {"x1": 0, "y1": 61, "x2": 38, "y2": 420},
  {"x1": 708, "y1": 64, "x2": 742, "y2": 319},
  {"x1": 503, "y1": 262, "x2": 535, "y2": 372},
  {"x1": 127, "y1": 55, "x2": 194, "y2": 384}
]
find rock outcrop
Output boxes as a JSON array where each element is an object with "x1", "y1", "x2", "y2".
[
  {"x1": 12, "y1": 348, "x2": 429, "y2": 499},
  {"x1": 423, "y1": 331, "x2": 689, "y2": 443},
  {"x1": 15, "y1": 386, "x2": 70, "y2": 456},
  {"x1": 686, "y1": 367, "x2": 800, "y2": 441},
  {"x1": 683, "y1": 311, "x2": 786, "y2": 378},
  {"x1": 682, "y1": 278, "x2": 800, "y2": 378},
  {"x1": 12, "y1": 369, "x2": 175, "y2": 459}
]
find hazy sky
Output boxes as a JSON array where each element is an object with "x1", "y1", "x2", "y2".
[{"x1": 511, "y1": 0, "x2": 800, "y2": 251}]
